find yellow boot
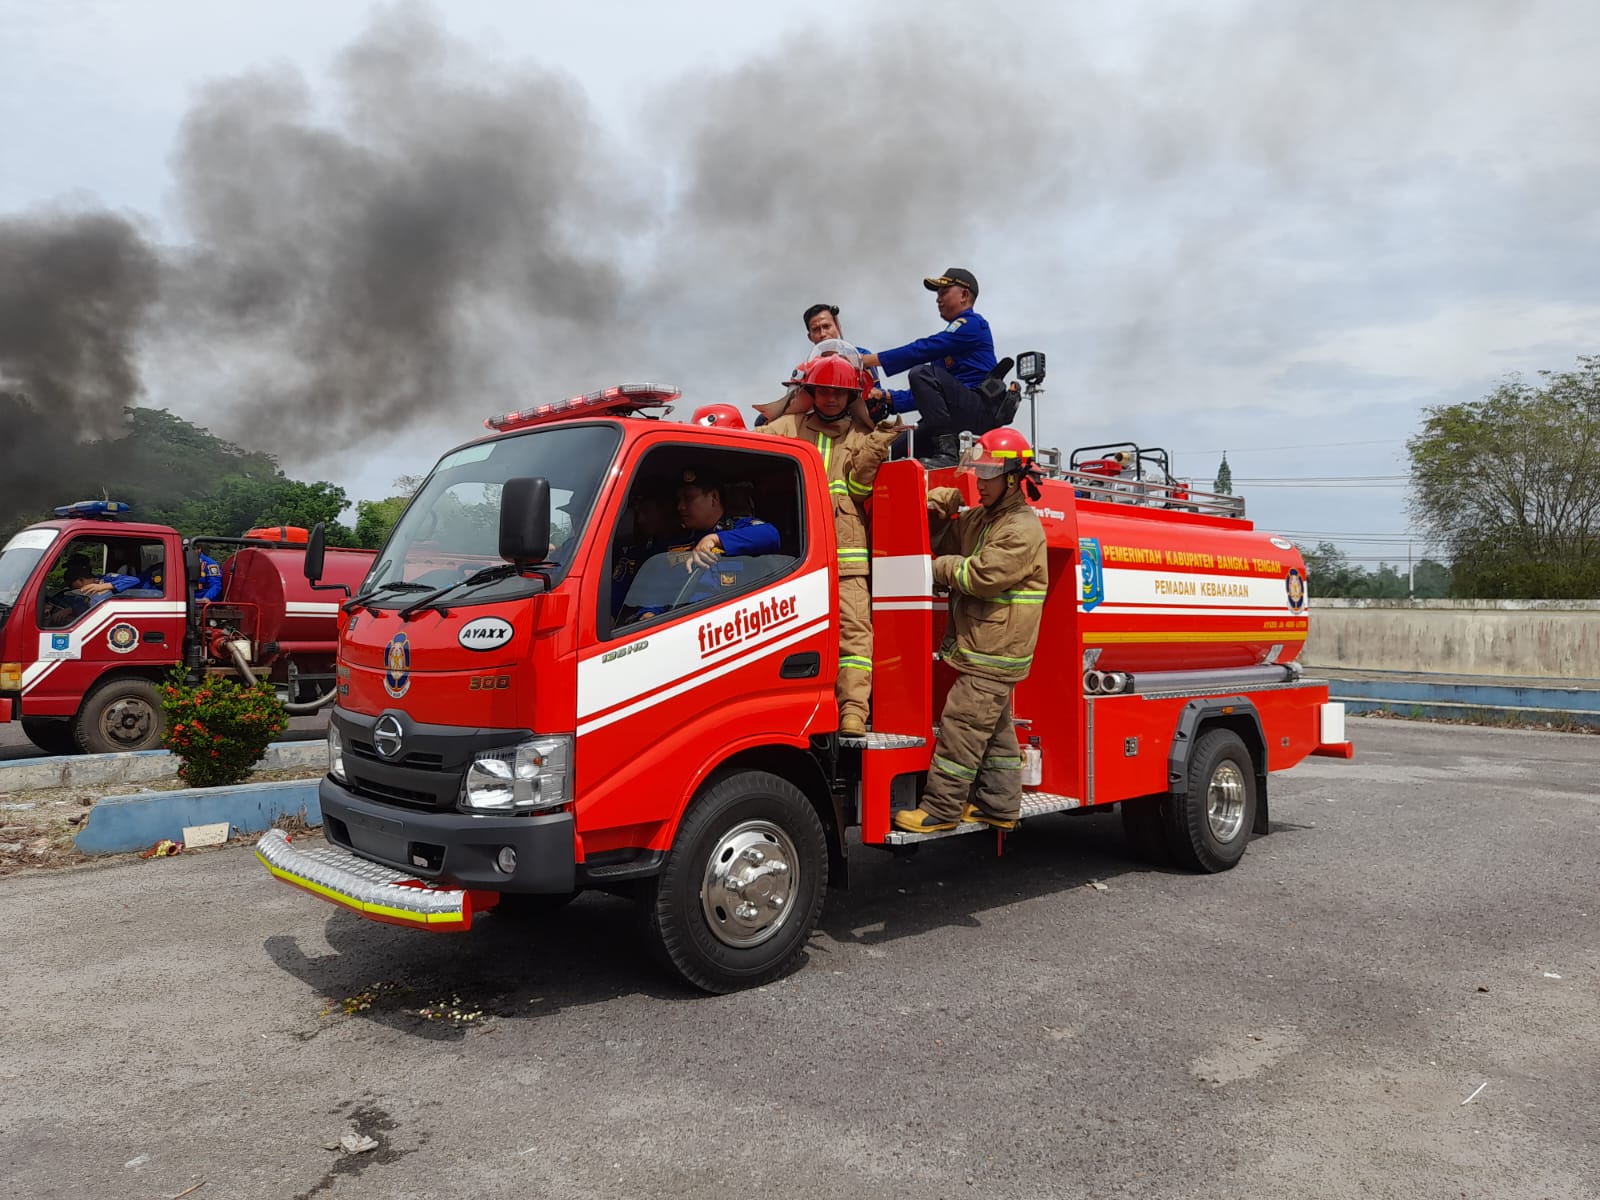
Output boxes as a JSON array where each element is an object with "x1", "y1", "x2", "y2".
[{"x1": 893, "y1": 807, "x2": 959, "y2": 834}]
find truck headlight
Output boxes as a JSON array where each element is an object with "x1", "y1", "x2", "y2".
[
  {"x1": 327, "y1": 725, "x2": 346, "y2": 782},
  {"x1": 460, "y1": 735, "x2": 571, "y2": 814}
]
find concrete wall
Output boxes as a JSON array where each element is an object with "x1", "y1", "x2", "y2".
[{"x1": 1305, "y1": 598, "x2": 1600, "y2": 680}]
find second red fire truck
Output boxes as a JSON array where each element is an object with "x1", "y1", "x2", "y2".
[{"x1": 258, "y1": 381, "x2": 1352, "y2": 992}]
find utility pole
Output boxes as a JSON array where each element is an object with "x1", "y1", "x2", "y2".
[{"x1": 1408, "y1": 541, "x2": 1414, "y2": 598}]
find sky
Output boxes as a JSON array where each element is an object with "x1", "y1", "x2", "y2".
[{"x1": 2, "y1": 0, "x2": 1597, "y2": 571}]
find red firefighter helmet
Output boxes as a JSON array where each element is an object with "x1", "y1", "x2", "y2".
[
  {"x1": 797, "y1": 354, "x2": 867, "y2": 395},
  {"x1": 959, "y1": 426, "x2": 1036, "y2": 479},
  {"x1": 692, "y1": 403, "x2": 746, "y2": 429}
]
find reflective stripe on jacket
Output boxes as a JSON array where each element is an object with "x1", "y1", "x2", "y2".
[{"x1": 928, "y1": 485, "x2": 1048, "y2": 681}]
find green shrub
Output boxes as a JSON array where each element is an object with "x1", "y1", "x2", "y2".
[{"x1": 160, "y1": 669, "x2": 288, "y2": 788}]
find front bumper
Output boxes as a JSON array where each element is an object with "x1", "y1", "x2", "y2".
[
  {"x1": 319, "y1": 775, "x2": 576, "y2": 894},
  {"x1": 256, "y1": 828, "x2": 493, "y2": 931}
]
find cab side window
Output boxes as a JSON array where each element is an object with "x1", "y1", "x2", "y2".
[
  {"x1": 605, "y1": 446, "x2": 805, "y2": 636},
  {"x1": 39, "y1": 536, "x2": 171, "y2": 629}
]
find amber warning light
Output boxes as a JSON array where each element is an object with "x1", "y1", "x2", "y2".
[{"x1": 486, "y1": 383, "x2": 681, "y2": 432}]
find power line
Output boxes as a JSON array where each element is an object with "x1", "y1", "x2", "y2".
[{"x1": 1175, "y1": 439, "x2": 1402, "y2": 455}]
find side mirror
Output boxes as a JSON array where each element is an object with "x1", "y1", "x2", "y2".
[
  {"x1": 184, "y1": 546, "x2": 202, "y2": 581},
  {"x1": 304, "y1": 523, "x2": 327, "y2": 583},
  {"x1": 499, "y1": 477, "x2": 552, "y2": 565}
]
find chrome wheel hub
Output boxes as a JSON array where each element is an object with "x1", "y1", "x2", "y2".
[
  {"x1": 1207, "y1": 761, "x2": 1247, "y2": 842},
  {"x1": 700, "y1": 819, "x2": 799, "y2": 948}
]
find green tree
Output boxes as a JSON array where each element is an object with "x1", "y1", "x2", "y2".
[
  {"x1": 1408, "y1": 356, "x2": 1600, "y2": 598},
  {"x1": 352, "y1": 475, "x2": 424, "y2": 549},
  {"x1": 1299, "y1": 540, "x2": 1368, "y2": 598},
  {"x1": 1213, "y1": 453, "x2": 1232, "y2": 495},
  {"x1": 1413, "y1": 558, "x2": 1452, "y2": 598}
]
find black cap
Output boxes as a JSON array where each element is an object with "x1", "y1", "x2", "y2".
[
  {"x1": 923, "y1": 268, "x2": 979, "y2": 299},
  {"x1": 677, "y1": 465, "x2": 722, "y2": 494},
  {"x1": 802, "y1": 303, "x2": 840, "y2": 330},
  {"x1": 64, "y1": 556, "x2": 94, "y2": 580}
]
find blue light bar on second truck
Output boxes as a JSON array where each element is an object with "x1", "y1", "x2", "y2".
[
  {"x1": 485, "y1": 383, "x2": 681, "y2": 432},
  {"x1": 52, "y1": 500, "x2": 133, "y2": 519}
]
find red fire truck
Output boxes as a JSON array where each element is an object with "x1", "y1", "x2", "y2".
[
  {"x1": 0, "y1": 502, "x2": 373, "y2": 754},
  {"x1": 256, "y1": 383, "x2": 1352, "y2": 993}
]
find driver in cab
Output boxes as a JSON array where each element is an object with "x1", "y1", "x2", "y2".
[{"x1": 619, "y1": 466, "x2": 780, "y2": 621}]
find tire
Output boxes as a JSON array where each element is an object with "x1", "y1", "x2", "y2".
[
  {"x1": 75, "y1": 677, "x2": 165, "y2": 754},
  {"x1": 1119, "y1": 794, "x2": 1173, "y2": 866},
  {"x1": 21, "y1": 718, "x2": 80, "y2": 757},
  {"x1": 636, "y1": 769, "x2": 827, "y2": 994},
  {"x1": 1165, "y1": 728, "x2": 1257, "y2": 873}
]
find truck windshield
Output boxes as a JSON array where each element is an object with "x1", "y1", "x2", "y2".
[
  {"x1": 362, "y1": 422, "x2": 620, "y2": 608},
  {"x1": 0, "y1": 527, "x2": 58, "y2": 620}
]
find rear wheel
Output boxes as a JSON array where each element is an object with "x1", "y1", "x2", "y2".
[
  {"x1": 75, "y1": 677, "x2": 165, "y2": 754},
  {"x1": 636, "y1": 769, "x2": 827, "y2": 994},
  {"x1": 21, "y1": 717, "x2": 79, "y2": 757},
  {"x1": 1165, "y1": 728, "x2": 1257, "y2": 872}
]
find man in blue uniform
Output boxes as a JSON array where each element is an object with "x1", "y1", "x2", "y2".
[
  {"x1": 621, "y1": 466, "x2": 781, "y2": 620},
  {"x1": 193, "y1": 551, "x2": 223, "y2": 602},
  {"x1": 862, "y1": 268, "x2": 999, "y2": 467},
  {"x1": 59, "y1": 557, "x2": 142, "y2": 618}
]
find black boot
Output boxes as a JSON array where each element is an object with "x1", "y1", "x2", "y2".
[{"x1": 921, "y1": 433, "x2": 961, "y2": 469}]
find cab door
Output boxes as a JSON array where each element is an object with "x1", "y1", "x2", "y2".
[{"x1": 571, "y1": 432, "x2": 835, "y2": 858}]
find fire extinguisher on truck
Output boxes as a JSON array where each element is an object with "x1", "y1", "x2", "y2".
[
  {"x1": 256, "y1": 372, "x2": 1353, "y2": 994},
  {"x1": 0, "y1": 501, "x2": 373, "y2": 754}
]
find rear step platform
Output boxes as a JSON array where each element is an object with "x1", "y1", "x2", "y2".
[
  {"x1": 839, "y1": 732, "x2": 927, "y2": 749},
  {"x1": 883, "y1": 791, "x2": 1085, "y2": 844}
]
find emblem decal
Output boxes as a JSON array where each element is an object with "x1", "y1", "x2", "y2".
[
  {"x1": 1269, "y1": 536, "x2": 1294, "y2": 550},
  {"x1": 457, "y1": 616, "x2": 514, "y2": 652},
  {"x1": 107, "y1": 623, "x2": 140, "y2": 654},
  {"x1": 51, "y1": 634, "x2": 70, "y2": 651},
  {"x1": 373, "y1": 714, "x2": 404, "y2": 759},
  {"x1": 1078, "y1": 537, "x2": 1105, "y2": 612},
  {"x1": 383, "y1": 631, "x2": 412, "y2": 698},
  {"x1": 1285, "y1": 568, "x2": 1306, "y2": 612}
]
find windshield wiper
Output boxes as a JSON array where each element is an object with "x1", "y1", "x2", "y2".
[
  {"x1": 342, "y1": 579, "x2": 433, "y2": 614},
  {"x1": 397, "y1": 561, "x2": 551, "y2": 622}
]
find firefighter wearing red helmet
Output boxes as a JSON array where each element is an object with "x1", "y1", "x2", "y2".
[
  {"x1": 894, "y1": 426, "x2": 1049, "y2": 833},
  {"x1": 693, "y1": 403, "x2": 746, "y2": 430},
  {"x1": 761, "y1": 355, "x2": 904, "y2": 736}
]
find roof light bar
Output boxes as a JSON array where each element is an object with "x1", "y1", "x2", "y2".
[
  {"x1": 485, "y1": 383, "x2": 681, "y2": 432},
  {"x1": 52, "y1": 500, "x2": 133, "y2": 519}
]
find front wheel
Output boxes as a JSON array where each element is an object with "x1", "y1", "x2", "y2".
[
  {"x1": 1166, "y1": 728, "x2": 1257, "y2": 872},
  {"x1": 636, "y1": 769, "x2": 827, "y2": 993},
  {"x1": 75, "y1": 677, "x2": 165, "y2": 754}
]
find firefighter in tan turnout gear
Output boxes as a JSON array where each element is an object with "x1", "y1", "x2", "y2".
[
  {"x1": 761, "y1": 354, "x2": 904, "y2": 736},
  {"x1": 894, "y1": 427, "x2": 1049, "y2": 833}
]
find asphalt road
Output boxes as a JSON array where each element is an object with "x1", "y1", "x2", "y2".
[
  {"x1": 0, "y1": 712, "x2": 328, "y2": 760},
  {"x1": 3, "y1": 719, "x2": 1597, "y2": 1200}
]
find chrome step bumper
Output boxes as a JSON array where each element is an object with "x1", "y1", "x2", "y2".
[
  {"x1": 883, "y1": 791, "x2": 1085, "y2": 844},
  {"x1": 255, "y1": 828, "x2": 485, "y2": 931}
]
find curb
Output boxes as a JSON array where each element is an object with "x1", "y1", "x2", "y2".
[
  {"x1": 0, "y1": 739, "x2": 324, "y2": 793},
  {"x1": 73, "y1": 778, "x2": 324, "y2": 856},
  {"x1": 1330, "y1": 679, "x2": 1600, "y2": 730}
]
